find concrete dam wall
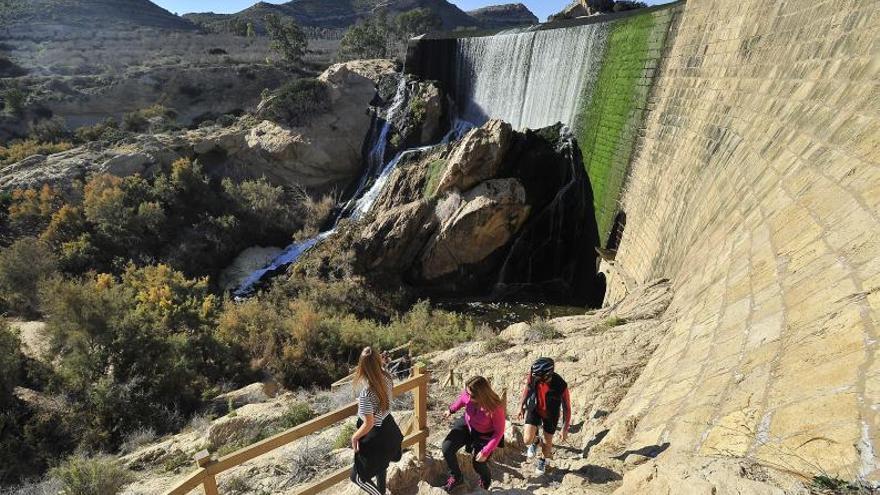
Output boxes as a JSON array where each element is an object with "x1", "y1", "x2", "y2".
[{"x1": 409, "y1": 0, "x2": 880, "y2": 481}]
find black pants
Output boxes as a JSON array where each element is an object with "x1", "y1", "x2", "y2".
[
  {"x1": 350, "y1": 467, "x2": 386, "y2": 495},
  {"x1": 442, "y1": 418, "x2": 492, "y2": 486}
]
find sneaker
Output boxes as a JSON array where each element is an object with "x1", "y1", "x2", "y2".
[
  {"x1": 526, "y1": 443, "x2": 537, "y2": 459},
  {"x1": 535, "y1": 457, "x2": 547, "y2": 475},
  {"x1": 443, "y1": 475, "x2": 462, "y2": 493}
]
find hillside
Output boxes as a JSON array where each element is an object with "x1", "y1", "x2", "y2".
[
  {"x1": 467, "y1": 3, "x2": 539, "y2": 29},
  {"x1": 184, "y1": 0, "x2": 484, "y2": 33},
  {"x1": 0, "y1": 0, "x2": 197, "y2": 31}
]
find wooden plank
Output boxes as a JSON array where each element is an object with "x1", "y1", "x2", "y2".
[
  {"x1": 162, "y1": 469, "x2": 209, "y2": 495},
  {"x1": 211, "y1": 402, "x2": 358, "y2": 473},
  {"x1": 294, "y1": 466, "x2": 351, "y2": 495},
  {"x1": 202, "y1": 475, "x2": 220, "y2": 495}
]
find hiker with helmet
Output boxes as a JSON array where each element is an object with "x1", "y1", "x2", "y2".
[
  {"x1": 440, "y1": 376, "x2": 506, "y2": 492},
  {"x1": 350, "y1": 347, "x2": 403, "y2": 495},
  {"x1": 518, "y1": 357, "x2": 571, "y2": 475}
]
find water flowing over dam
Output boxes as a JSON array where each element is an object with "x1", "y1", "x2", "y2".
[{"x1": 454, "y1": 24, "x2": 607, "y2": 130}]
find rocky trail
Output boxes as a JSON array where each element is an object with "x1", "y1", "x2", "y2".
[{"x1": 117, "y1": 279, "x2": 815, "y2": 494}]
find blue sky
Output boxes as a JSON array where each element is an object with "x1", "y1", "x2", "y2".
[{"x1": 154, "y1": 1, "x2": 669, "y2": 22}]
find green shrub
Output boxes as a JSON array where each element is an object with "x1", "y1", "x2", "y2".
[
  {"x1": 49, "y1": 456, "x2": 133, "y2": 495},
  {"x1": 0, "y1": 237, "x2": 57, "y2": 316},
  {"x1": 259, "y1": 79, "x2": 330, "y2": 127},
  {"x1": 280, "y1": 402, "x2": 316, "y2": 428},
  {"x1": 602, "y1": 316, "x2": 627, "y2": 329},
  {"x1": 334, "y1": 422, "x2": 357, "y2": 449},
  {"x1": 29, "y1": 116, "x2": 71, "y2": 143},
  {"x1": 2, "y1": 86, "x2": 26, "y2": 116},
  {"x1": 74, "y1": 118, "x2": 127, "y2": 144}
]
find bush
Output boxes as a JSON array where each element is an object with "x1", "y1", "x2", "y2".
[
  {"x1": 2, "y1": 86, "x2": 26, "y2": 116},
  {"x1": 0, "y1": 237, "x2": 58, "y2": 316},
  {"x1": 333, "y1": 422, "x2": 357, "y2": 449},
  {"x1": 29, "y1": 116, "x2": 71, "y2": 143},
  {"x1": 122, "y1": 105, "x2": 176, "y2": 133},
  {"x1": 0, "y1": 139, "x2": 73, "y2": 166},
  {"x1": 483, "y1": 336, "x2": 512, "y2": 353},
  {"x1": 259, "y1": 79, "x2": 331, "y2": 127},
  {"x1": 280, "y1": 402, "x2": 316, "y2": 428},
  {"x1": 49, "y1": 456, "x2": 133, "y2": 495},
  {"x1": 39, "y1": 267, "x2": 247, "y2": 451},
  {"x1": 74, "y1": 118, "x2": 127, "y2": 144},
  {"x1": 524, "y1": 317, "x2": 561, "y2": 342}
]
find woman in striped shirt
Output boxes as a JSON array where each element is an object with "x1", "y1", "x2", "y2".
[{"x1": 350, "y1": 347, "x2": 402, "y2": 495}]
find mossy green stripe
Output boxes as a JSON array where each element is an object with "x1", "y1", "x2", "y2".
[{"x1": 575, "y1": 11, "x2": 670, "y2": 246}]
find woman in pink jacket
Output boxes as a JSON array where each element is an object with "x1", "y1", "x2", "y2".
[{"x1": 441, "y1": 376, "x2": 506, "y2": 492}]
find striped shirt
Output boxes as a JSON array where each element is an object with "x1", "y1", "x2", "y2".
[{"x1": 357, "y1": 376, "x2": 393, "y2": 427}]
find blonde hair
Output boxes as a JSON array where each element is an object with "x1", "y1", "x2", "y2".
[
  {"x1": 354, "y1": 346, "x2": 392, "y2": 411},
  {"x1": 466, "y1": 376, "x2": 503, "y2": 414}
]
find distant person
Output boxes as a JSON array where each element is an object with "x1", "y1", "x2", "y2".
[
  {"x1": 350, "y1": 347, "x2": 403, "y2": 495},
  {"x1": 441, "y1": 376, "x2": 506, "y2": 492},
  {"x1": 517, "y1": 357, "x2": 571, "y2": 475},
  {"x1": 394, "y1": 352, "x2": 413, "y2": 380}
]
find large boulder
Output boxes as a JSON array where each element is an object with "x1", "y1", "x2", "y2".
[
  {"x1": 420, "y1": 178, "x2": 530, "y2": 280},
  {"x1": 435, "y1": 119, "x2": 512, "y2": 195}
]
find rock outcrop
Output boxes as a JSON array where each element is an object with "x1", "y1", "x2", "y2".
[
  {"x1": 466, "y1": 3, "x2": 539, "y2": 29},
  {"x1": 0, "y1": 60, "x2": 398, "y2": 195},
  {"x1": 308, "y1": 119, "x2": 601, "y2": 304}
]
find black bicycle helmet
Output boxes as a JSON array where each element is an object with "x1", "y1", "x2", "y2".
[{"x1": 531, "y1": 357, "x2": 555, "y2": 376}]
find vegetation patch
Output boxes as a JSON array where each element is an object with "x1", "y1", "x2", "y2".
[
  {"x1": 49, "y1": 456, "x2": 134, "y2": 495},
  {"x1": 422, "y1": 158, "x2": 448, "y2": 198},
  {"x1": 280, "y1": 403, "x2": 316, "y2": 428},
  {"x1": 259, "y1": 79, "x2": 331, "y2": 127},
  {"x1": 524, "y1": 317, "x2": 562, "y2": 342},
  {"x1": 575, "y1": 11, "x2": 670, "y2": 243},
  {"x1": 483, "y1": 336, "x2": 513, "y2": 353},
  {"x1": 0, "y1": 139, "x2": 73, "y2": 167}
]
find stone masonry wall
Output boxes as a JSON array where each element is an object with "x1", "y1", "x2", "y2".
[{"x1": 606, "y1": 0, "x2": 880, "y2": 481}]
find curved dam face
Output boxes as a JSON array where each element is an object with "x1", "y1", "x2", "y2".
[
  {"x1": 606, "y1": 0, "x2": 880, "y2": 480},
  {"x1": 409, "y1": 0, "x2": 880, "y2": 481}
]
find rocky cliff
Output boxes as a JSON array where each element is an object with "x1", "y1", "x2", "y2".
[
  {"x1": 466, "y1": 3, "x2": 539, "y2": 29},
  {"x1": 0, "y1": 60, "x2": 397, "y2": 195}
]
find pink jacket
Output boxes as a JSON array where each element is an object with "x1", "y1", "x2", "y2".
[{"x1": 448, "y1": 390, "x2": 506, "y2": 457}]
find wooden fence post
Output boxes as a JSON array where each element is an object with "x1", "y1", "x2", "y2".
[
  {"x1": 413, "y1": 364, "x2": 429, "y2": 460},
  {"x1": 194, "y1": 450, "x2": 219, "y2": 495}
]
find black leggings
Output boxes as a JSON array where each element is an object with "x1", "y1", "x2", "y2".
[
  {"x1": 442, "y1": 419, "x2": 492, "y2": 486},
  {"x1": 351, "y1": 467, "x2": 386, "y2": 495}
]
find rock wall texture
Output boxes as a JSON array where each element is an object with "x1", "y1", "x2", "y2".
[{"x1": 606, "y1": 0, "x2": 880, "y2": 481}]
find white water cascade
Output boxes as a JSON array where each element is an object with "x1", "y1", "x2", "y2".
[
  {"x1": 233, "y1": 78, "x2": 474, "y2": 297},
  {"x1": 454, "y1": 23, "x2": 608, "y2": 130}
]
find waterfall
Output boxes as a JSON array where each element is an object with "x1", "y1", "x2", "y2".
[
  {"x1": 454, "y1": 23, "x2": 608, "y2": 130},
  {"x1": 233, "y1": 75, "x2": 473, "y2": 297}
]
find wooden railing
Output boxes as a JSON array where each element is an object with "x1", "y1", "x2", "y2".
[{"x1": 163, "y1": 365, "x2": 430, "y2": 495}]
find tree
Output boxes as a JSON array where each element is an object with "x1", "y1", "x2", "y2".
[
  {"x1": 0, "y1": 237, "x2": 58, "y2": 316},
  {"x1": 396, "y1": 8, "x2": 442, "y2": 38},
  {"x1": 246, "y1": 21, "x2": 256, "y2": 38},
  {"x1": 2, "y1": 86, "x2": 25, "y2": 116},
  {"x1": 338, "y1": 14, "x2": 394, "y2": 61},
  {"x1": 265, "y1": 13, "x2": 307, "y2": 66}
]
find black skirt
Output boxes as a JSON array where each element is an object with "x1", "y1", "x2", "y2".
[{"x1": 353, "y1": 414, "x2": 404, "y2": 479}]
